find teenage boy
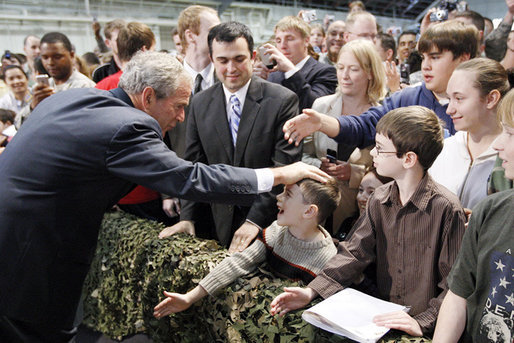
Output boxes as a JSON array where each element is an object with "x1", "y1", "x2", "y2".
[
  {"x1": 153, "y1": 178, "x2": 341, "y2": 317},
  {"x1": 433, "y1": 90, "x2": 514, "y2": 342},
  {"x1": 271, "y1": 106, "x2": 466, "y2": 336},
  {"x1": 283, "y1": 20, "x2": 479, "y2": 148}
]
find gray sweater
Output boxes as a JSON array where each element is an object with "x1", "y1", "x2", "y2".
[{"x1": 199, "y1": 221, "x2": 337, "y2": 295}]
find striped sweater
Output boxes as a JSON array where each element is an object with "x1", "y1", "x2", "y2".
[{"x1": 199, "y1": 220, "x2": 337, "y2": 295}]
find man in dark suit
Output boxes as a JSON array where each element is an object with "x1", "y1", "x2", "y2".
[
  {"x1": 254, "y1": 16, "x2": 337, "y2": 110},
  {"x1": 0, "y1": 51, "x2": 326, "y2": 342},
  {"x1": 159, "y1": 22, "x2": 302, "y2": 253}
]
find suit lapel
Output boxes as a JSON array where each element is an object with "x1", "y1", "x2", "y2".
[
  {"x1": 211, "y1": 86, "x2": 234, "y2": 162},
  {"x1": 234, "y1": 78, "x2": 262, "y2": 166},
  {"x1": 298, "y1": 56, "x2": 316, "y2": 81}
]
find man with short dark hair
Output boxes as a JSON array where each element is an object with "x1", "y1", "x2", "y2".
[
  {"x1": 396, "y1": 31, "x2": 417, "y2": 63},
  {"x1": 160, "y1": 22, "x2": 302, "y2": 253},
  {"x1": 319, "y1": 20, "x2": 345, "y2": 66},
  {"x1": 16, "y1": 31, "x2": 95, "y2": 127},
  {"x1": 375, "y1": 32, "x2": 396, "y2": 62}
]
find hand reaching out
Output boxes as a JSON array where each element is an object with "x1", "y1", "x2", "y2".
[
  {"x1": 373, "y1": 310, "x2": 423, "y2": 337},
  {"x1": 270, "y1": 287, "x2": 318, "y2": 316}
]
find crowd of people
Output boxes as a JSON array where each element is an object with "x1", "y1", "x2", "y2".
[{"x1": 0, "y1": 0, "x2": 513, "y2": 342}]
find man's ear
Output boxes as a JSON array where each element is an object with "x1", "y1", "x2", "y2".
[
  {"x1": 402, "y1": 151, "x2": 419, "y2": 169},
  {"x1": 485, "y1": 89, "x2": 501, "y2": 110},
  {"x1": 140, "y1": 86, "x2": 156, "y2": 112},
  {"x1": 386, "y1": 49, "x2": 394, "y2": 62},
  {"x1": 458, "y1": 52, "x2": 471, "y2": 63},
  {"x1": 185, "y1": 29, "x2": 195, "y2": 46},
  {"x1": 303, "y1": 204, "x2": 319, "y2": 220}
]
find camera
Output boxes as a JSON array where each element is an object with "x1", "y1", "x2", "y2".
[
  {"x1": 326, "y1": 149, "x2": 337, "y2": 163},
  {"x1": 400, "y1": 62, "x2": 410, "y2": 84},
  {"x1": 258, "y1": 46, "x2": 276, "y2": 70},
  {"x1": 4, "y1": 50, "x2": 11, "y2": 59},
  {"x1": 301, "y1": 10, "x2": 317, "y2": 23},
  {"x1": 429, "y1": 0, "x2": 458, "y2": 22}
]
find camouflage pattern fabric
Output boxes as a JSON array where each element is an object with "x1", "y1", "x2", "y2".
[{"x1": 82, "y1": 211, "x2": 432, "y2": 342}]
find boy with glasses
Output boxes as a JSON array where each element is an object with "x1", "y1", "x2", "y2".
[{"x1": 271, "y1": 106, "x2": 466, "y2": 337}]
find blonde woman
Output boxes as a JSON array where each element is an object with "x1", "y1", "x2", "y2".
[{"x1": 302, "y1": 39, "x2": 387, "y2": 233}]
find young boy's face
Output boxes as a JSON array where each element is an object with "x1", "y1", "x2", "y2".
[
  {"x1": 276, "y1": 184, "x2": 310, "y2": 227},
  {"x1": 357, "y1": 172, "x2": 384, "y2": 214},
  {"x1": 370, "y1": 133, "x2": 403, "y2": 178},
  {"x1": 422, "y1": 47, "x2": 464, "y2": 96}
]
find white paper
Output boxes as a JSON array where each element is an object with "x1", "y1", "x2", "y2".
[{"x1": 302, "y1": 288, "x2": 408, "y2": 343}]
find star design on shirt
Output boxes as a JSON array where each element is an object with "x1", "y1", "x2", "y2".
[
  {"x1": 495, "y1": 259, "x2": 506, "y2": 272},
  {"x1": 506, "y1": 293, "x2": 514, "y2": 306},
  {"x1": 499, "y1": 276, "x2": 511, "y2": 289},
  {"x1": 491, "y1": 286, "x2": 498, "y2": 297}
]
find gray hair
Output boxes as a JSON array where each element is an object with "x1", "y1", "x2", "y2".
[{"x1": 119, "y1": 51, "x2": 192, "y2": 98}]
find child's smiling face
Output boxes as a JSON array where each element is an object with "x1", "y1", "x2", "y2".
[{"x1": 276, "y1": 184, "x2": 310, "y2": 227}]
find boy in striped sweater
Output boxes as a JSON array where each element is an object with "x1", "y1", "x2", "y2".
[{"x1": 153, "y1": 178, "x2": 340, "y2": 317}]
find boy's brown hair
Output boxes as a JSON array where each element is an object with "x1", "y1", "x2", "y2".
[
  {"x1": 117, "y1": 22, "x2": 155, "y2": 63},
  {"x1": 376, "y1": 106, "x2": 444, "y2": 170},
  {"x1": 104, "y1": 19, "x2": 126, "y2": 40},
  {"x1": 418, "y1": 20, "x2": 479, "y2": 59},
  {"x1": 297, "y1": 178, "x2": 341, "y2": 224}
]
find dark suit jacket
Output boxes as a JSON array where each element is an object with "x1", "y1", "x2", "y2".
[
  {"x1": 0, "y1": 87, "x2": 259, "y2": 329},
  {"x1": 268, "y1": 56, "x2": 337, "y2": 111},
  {"x1": 181, "y1": 76, "x2": 302, "y2": 246}
]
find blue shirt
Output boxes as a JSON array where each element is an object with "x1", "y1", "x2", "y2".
[{"x1": 335, "y1": 83, "x2": 453, "y2": 148}]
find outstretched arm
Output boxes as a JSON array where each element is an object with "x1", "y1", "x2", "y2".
[
  {"x1": 153, "y1": 285, "x2": 208, "y2": 317},
  {"x1": 283, "y1": 109, "x2": 340, "y2": 146}
]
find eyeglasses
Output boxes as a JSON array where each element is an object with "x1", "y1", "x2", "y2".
[{"x1": 374, "y1": 147, "x2": 399, "y2": 156}]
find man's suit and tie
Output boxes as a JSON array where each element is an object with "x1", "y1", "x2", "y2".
[
  {"x1": 181, "y1": 76, "x2": 302, "y2": 246},
  {"x1": 268, "y1": 56, "x2": 337, "y2": 110}
]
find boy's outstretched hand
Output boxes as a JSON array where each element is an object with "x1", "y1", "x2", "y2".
[
  {"x1": 373, "y1": 310, "x2": 423, "y2": 337},
  {"x1": 270, "y1": 287, "x2": 318, "y2": 316},
  {"x1": 153, "y1": 291, "x2": 192, "y2": 318}
]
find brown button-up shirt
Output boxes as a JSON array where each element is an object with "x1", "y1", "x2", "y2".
[{"x1": 308, "y1": 174, "x2": 466, "y2": 334}]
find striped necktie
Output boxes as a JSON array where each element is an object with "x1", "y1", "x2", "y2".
[{"x1": 229, "y1": 94, "x2": 241, "y2": 146}]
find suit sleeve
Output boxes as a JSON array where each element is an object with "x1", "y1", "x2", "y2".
[
  {"x1": 245, "y1": 91, "x2": 302, "y2": 228},
  {"x1": 105, "y1": 120, "x2": 258, "y2": 205},
  {"x1": 282, "y1": 65, "x2": 337, "y2": 110},
  {"x1": 179, "y1": 100, "x2": 207, "y2": 221}
]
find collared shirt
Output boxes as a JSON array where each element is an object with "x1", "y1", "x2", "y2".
[
  {"x1": 308, "y1": 173, "x2": 466, "y2": 334},
  {"x1": 284, "y1": 55, "x2": 310, "y2": 79},
  {"x1": 183, "y1": 60, "x2": 215, "y2": 92},
  {"x1": 0, "y1": 91, "x2": 31, "y2": 114},
  {"x1": 54, "y1": 70, "x2": 96, "y2": 92},
  {"x1": 222, "y1": 79, "x2": 252, "y2": 123}
]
